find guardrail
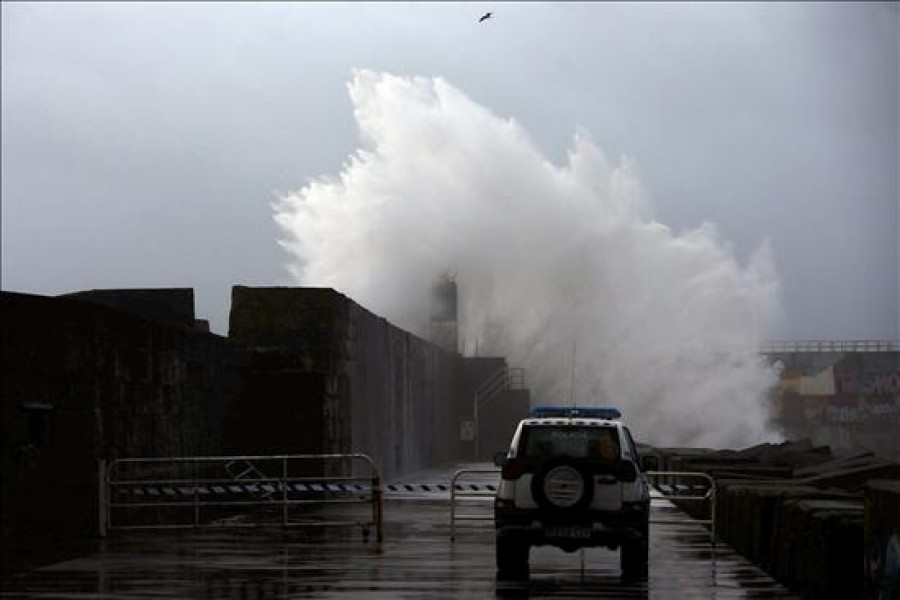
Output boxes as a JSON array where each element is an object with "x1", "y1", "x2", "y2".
[
  {"x1": 645, "y1": 470, "x2": 716, "y2": 547},
  {"x1": 449, "y1": 468, "x2": 499, "y2": 541},
  {"x1": 447, "y1": 469, "x2": 716, "y2": 546},
  {"x1": 101, "y1": 453, "x2": 382, "y2": 542},
  {"x1": 760, "y1": 340, "x2": 899, "y2": 353}
]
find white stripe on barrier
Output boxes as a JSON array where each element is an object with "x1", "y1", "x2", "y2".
[{"x1": 113, "y1": 481, "x2": 436, "y2": 498}]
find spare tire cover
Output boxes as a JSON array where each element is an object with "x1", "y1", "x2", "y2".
[{"x1": 532, "y1": 459, "x2": 593, "y2": 510}]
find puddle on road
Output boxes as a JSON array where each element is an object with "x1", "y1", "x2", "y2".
[{"x1": 1, "y1": 502, "x2": 798, "y2": 599}]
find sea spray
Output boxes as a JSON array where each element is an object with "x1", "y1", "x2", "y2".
[{"x1": 274, "y1": 70, "x2": 782, "y2": 448}]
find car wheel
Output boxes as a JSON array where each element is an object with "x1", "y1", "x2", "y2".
[
  {"x1": 620, "y1": 536, "x2": 649, "y2": 578},
  {"x1": 496, "y1": 535, "x2": 530, "y2": 580}
]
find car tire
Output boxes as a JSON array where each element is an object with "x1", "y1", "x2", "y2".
[
  {"x1": 531, "y1": 458, "x2": 594, "y2": 511},
  {"x1": 620, "y1": 532, "x2": 649, "y2": 578},
  {"x1": 496, "y1": 535, "x2": 530, "y2": 580}
]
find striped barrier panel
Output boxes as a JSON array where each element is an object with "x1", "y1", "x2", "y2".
[{"x1": 102, "y1": 453, "x2": 383, "y2": 542}]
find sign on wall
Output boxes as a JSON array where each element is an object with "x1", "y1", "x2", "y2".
[{"x1": 459, "y1": 418, "x2": 474, "y2": 442}]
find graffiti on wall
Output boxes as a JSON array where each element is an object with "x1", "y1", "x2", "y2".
[
  {"x1": 777, "y1": 352, "x2": 900, "y2": 424},
  {"x1": 771, "y1": 352, "x2": 900, "y2": 458},
  {"x1": 833, "y1": 354, "x2": 900, "y2": 395},
  {"x1": 807, "y1": 397, "x2": 900, "y2": 424}
]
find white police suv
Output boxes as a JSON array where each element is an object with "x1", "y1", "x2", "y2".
[{"x1": 493, "y1": 406, "x2": 651, "y2": 580}]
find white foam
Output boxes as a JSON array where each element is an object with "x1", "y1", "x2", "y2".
[{"x1": 274, "y1": 70, "x2": 782, "y2": 448}]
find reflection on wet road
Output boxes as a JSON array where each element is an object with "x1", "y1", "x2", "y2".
[{"x1": 1, "y1": 468, "x2": 797, "y2": 599}]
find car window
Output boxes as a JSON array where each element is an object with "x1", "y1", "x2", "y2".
[
  {"x1": 622, "y1": 426, "x2": 639, "y2": 459},
  {"x1": 519, "y1": 425, "x2": 620, "y2": 460}
]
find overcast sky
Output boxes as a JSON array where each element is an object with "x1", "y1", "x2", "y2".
[{"x1": 2, "y1": 2, "x2": 898, "y2": 339}]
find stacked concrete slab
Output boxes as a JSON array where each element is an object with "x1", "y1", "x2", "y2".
[
  {"x1": 653, "y1": 441, "x2": 900, "y2": 598},
  {"x1": 864, "y1": 480, "x2": 900, "y2": 598}
]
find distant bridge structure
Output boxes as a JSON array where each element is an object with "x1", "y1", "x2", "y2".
[{"x1": 761, "y1": 340, "x2": 899, "y2": 354}]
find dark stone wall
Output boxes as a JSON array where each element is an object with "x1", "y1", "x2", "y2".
[
  {"x1": 226, "y1": 286, "x2": 530, "y2": 477},
  {"x1": 479, "y1": 389, "x2": 531, "y2": 459},
  {"x1": 223, "y1": 368, "x2": 325, "y2": 456},
  {"x1": 3, "y1": 285, "x2": 531, "y2": 575},
  {"x1": 341, "y1": 298, "x2": 458, "y2": 478},
  {"x1": 228, "y1": 286, "x2": 461, "y2": 480},
  {"x1": 0, "y1": 291, "x2": 235, "y2": 574},
  {"x1": 227, "y1": 287, "x2": 341, "y2": 457},
  {"x1": 60, "y1": 288, "x2": 197, "y2": 328}
]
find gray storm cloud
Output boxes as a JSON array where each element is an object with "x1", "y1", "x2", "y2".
[{"x1": 274, "y1": 70, "x2": 783, "y2": 448}]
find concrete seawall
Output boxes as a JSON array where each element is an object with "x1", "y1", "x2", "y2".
[
  {"x1": 227, "y1": 286, "x2": 528, "y2": 478},
  {"x1": 227, "y1": 286, "x2": 461, "y2": 479},
  {"x1": 1, "y1": 291, "x2": 236, "y2": 574},
  {"x1": 2, "y1": 286, "x2": 529, "y2": 574}
]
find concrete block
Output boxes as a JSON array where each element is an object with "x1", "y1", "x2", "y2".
[
  {"x1": 799, "y1": 461, "x2": 900, "y2": 492},
  {"x1": 794, "y1": 452, "x2": 877, "y2": 478},
  {"x1": 792, "y1": 499, "x2": 864, "y2": 599},
  {"x1": 865, "y1": 480, "x2": 900, "y2": 598},
  {"x1": 714, "y1": 480, "x2": 854, "y2": 569}
]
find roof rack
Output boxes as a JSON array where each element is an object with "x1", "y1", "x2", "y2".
[{"x1": 529, "y1": 406, "x2": 622, "y2": 420}]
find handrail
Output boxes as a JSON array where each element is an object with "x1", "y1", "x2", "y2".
[
  {"x1": 475, "y1": 367, "x2": 510, "y2": 398},
  {"x1": 102, "y1": 453, "x2": 382, "y2": 543},
  {"x1": 508, "y1": 367, "x2": 525, "y2": 389},
  {"x1": 644, "y1": 470, "x2": 716, "y2": 548},
  {"x1": 450, "y1": 468, "x2": 500, "y2": 541}
]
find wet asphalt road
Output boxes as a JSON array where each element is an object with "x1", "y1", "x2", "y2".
[{"x1": 1, "y1": 465, "x2": 798, "y2": 599}]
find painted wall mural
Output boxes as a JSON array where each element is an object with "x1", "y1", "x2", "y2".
[{"x1": 768, "y1": 350, "x2": 900, "y2": 461}]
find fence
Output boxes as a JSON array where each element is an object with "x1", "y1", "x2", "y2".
[
  {"x1": 645, "y1": 470, "x2": 716, "y2": 547},
  {"x1": 449, "y1": 468, "x2": 500, "y2": 541},
  {"x1": 448, "y1": 468, "x2": 716, "y2": 547},
  {"x1": 101, "y1": 453, "x2": 382, "y2": 542}
]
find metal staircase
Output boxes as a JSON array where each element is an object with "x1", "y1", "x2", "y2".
[{"x1": 473, "y1": 366, "x2": 525, "y2": 459}]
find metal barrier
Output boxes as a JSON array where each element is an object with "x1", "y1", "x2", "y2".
[
  {"x1": 448, "y1": 469, "x2": 715, "y2": 545},
  {"x1": 450, "y1": 468, "x2": 499, "y2": 541},
  {"x1": 101, "y1": 453, "x2": 382, "y2": 542},
  {"x1": 645, "y1": 470, "x2": 716, "y2": 547}
]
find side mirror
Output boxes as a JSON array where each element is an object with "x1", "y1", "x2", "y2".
[
  {"x1": 641, "y1": 455, "x2": 660, "y2": 473},
  {"x1": 493, "y1": 451, "x2": 509, "y2": 467}
]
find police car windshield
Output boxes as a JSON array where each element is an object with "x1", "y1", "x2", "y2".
[{"x1": 519, "y1": 425, "x2": 620, "y2": 460}]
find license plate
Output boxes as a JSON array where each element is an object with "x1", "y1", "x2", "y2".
[{"x1": 545, "y1": 525, "x2": 591, "y2": 539}]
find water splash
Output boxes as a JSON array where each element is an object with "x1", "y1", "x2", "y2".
[{"x1": 274, "y1": 70, "x2": 782, "y2": 448}]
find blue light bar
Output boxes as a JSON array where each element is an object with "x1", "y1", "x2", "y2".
[{"x1": 529, "y1": 406, "x2": 622, "y2": 420}]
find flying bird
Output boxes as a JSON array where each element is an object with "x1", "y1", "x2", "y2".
[{"x1": 478, "y1": 12, "x2": 492, "y2": 23}]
